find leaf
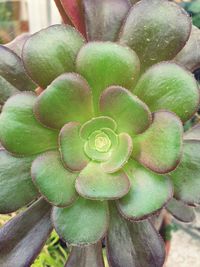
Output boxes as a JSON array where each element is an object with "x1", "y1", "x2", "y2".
[
  {"x1": 0, "y1": 93, "x2": 58, "y2": 156},
  {"x1": 119, "y1": 0, "x2": 191, "y2": 69},
  {"x1": 166, "y1": 198, "x2": 195, "y2": 223},
  {"x1": 106, "y1": 202, "x2": 165, "y2": 267},
  {"x1": 34, "y1": 73, "x2": 93, "y2": 129},
  {"x1": 22, "y1": 25, "x2": 85, "y2": 88},
  {"x1": 83, "y1": 0, "x2": 130, "y2": 41},
  {"x1": 170, "y1": 140, "x2": 200, "y2": 205},
  {"x1": 100, "y1": 86, "x2": 152, "y2": 136},
  {"x1": 132, "y1": 111, "x2": 183, "y2": 174},
  {"x1": 0, "y1": 149, "x2": 38, "y2": 214},
  {"x1": 0, "y1": 198, "x2": 52, "y2": 267},
  {"x1": 65, "y1": 241, "x2": 105, "y2": 267},
  {"x1": 134, "y1": 62, "x2": 199, "y2": 122},
  {"x1": 0, "y1": 76, "x2": 19, "y2": 107},
  {"x1": 118, "y1": 159, "x2": 172, "y2": 220},
  {"x1": 5, "y1": 33, "x2": 30, "y2": 57},
  {"x1": 76, "y1": 42, "x2": 140, "y2": 113},
  {"x1": 32, "y1": 151, "x2": 78, "y2": 207},
  {"x1": 52, "y1": 197, "x2": 109, "y2": 246},
  {"x1": 184, "y1": 123, "x2": 200, "y2": 141},
  {"x1": 76, "y1": 161, "x2": 130, "y2": 200}
]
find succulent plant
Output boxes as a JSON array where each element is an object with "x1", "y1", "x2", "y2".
[{"x1": 0, "y1": 0, "x2": 200, "y2": 266}]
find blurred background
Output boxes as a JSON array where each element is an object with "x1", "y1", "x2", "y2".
[{"x1": 0, "y1": 0, "x2": 200, "y2": 266}]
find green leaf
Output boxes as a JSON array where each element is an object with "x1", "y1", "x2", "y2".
[
  {"x1": 22, "y1": 25, "x2": 85, "y2": 88},
  {"x1": 174, "y1": 26, "x2": 200, "y2": 72},
  {"x1": 34, "y1": 73, "x2": 93, "y2": 129},
  {"x1": 170, "y1": 140, "x2": 200, "y2": 205},
  {"x1": 184, "y1": 123, "x2": 200, "y2": 141},
  {"x1": 0, "y1": 149, "x2": 38, "y2": 214},
  {"x1": 100, "y1": 86, "x2": 152, "y2": 136},
  {"x1": 59, "y1": 122, "x2": 89, "y2": 171},
  {"x1": 106, "y1": 202, "x2": 165, "y2": 267},
  {"x1": 0, "y1": 198, "x2": 52, "y2": 267},
  {"x1": 80, "y1": 116, "x2": 117, "y2": 139},
  {"x1": 52, "y1": 197, "x2": 109, "y2": 245},
  {"x1": 65, "y1": 241, "x2": 104, "y2": 267},
  {"x1": 83, "y1": 0, "x2": 130, "y2": 41},
  {"x1": 5, "y1": 33, "x2": 30, "y2": 57},
  {"x1": 132, "y1": 111, "x2": 183, "y2": 174},
  {"x1": 0, "y1": 45, "x2": 35, "y2": 91},
  {"x1": 118, "y1": 160, "x2": 172, "y2": 220},
  {"x1": 0, "y1": 76, "x2": 19, "y2": 107},
  {"x1": 32, "y1": 151, "x2": 78, "y2": 207},
  {"x1": 101, "y1": 133, "x2": 133, "y2": 173},
  {"x1": 166, "y1": 198, "x2": 195, "y2": 223},
  {"x1": 76, "y1": 42, "x2": 140, "y2": 113},
  {"x1": 134, "y1": 62, "x2": 199, "y2": 122},
  {"x1": 0, "y1": 93, "x2": 58, "y2": 155},
  {"x1": 119, "y1": 0, "x2": 191, "y2": 69},
  {"x1": 76, "y1": 162, "x2": 130, "y2": 200}
]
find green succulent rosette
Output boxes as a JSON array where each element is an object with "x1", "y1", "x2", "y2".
[{"x1": 0, "y1": 1, "x2": 200, "y2": 267}]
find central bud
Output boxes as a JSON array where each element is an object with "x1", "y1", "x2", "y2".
[{"x1": 94, "y1": 133, "x2": 111, "y2": 152}]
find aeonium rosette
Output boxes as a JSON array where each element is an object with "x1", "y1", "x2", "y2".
[{"x1": 0, "y1": 0, "x2": 200, "y2": 266}]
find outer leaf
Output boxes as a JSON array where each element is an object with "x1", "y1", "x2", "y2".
[
  {"x1": 184, "y1": 124, "x2": 200, "y2": 141},
  {"x1": 166, "y1": 198, "x2": 195, "y2": 223},
  {"x1": 119, "y1": 0, "x2": 191, "y2": 69},
  {"x1": 76, "y1": 162, "x2": 130, "y2": 200},
  {"x1": 5, "y1": 33, "x2": 30, "y2": 57},
  {"x1": 59, "y1": 122, "x2": 89, "y2": 171},
  {"x1": 34, "y1": 73, "x2": 93, "y2": 129},
  {"x1": 0, "y1": 149, "x2": 38, "y2": 214},
  {"x1": 118, "y1": 160, "x2": 172, "y2": 220},
  {"x1": 174, "y1": 26, "x2": 200, "y2": 72},
  {"x1": 76, "y1": 42, "x2": 140, "y2": 113},
  {"x1": 0, "y1": 93, "x2": 58, "y2": 155},
  {"x1": 52, "y1": 197, "x2": 109, "y2": 246},
  {"x1": 132, "y1": 111, "x2": 183, "y2": 174},
  {"x1": 101, "y1": 133, "x2": 133, "y2": 173},
  {"x1": 0, "y1": 45, "x2": 35, "y2": 91},
  {"x1": 0, "y1": 198, "x2": 52, "y2": 267},
  {"x1": 134, "y1": 62, "x2": 199, "y2": 122},
  {"x1": 100, "y1": 86, "x2": 152, "y2": 136},
  {"x1": 170, "y1": 140, "x2": 200, "y2": 205},
  {"x1": 106, "y1": 202, "x2": 165, "y2": 267},
  {"x1": 83, "y1": 0, "x2": 131, "y2": 41},
  {"x1": 0, "y1": 76, "x2": 19, "y2": 108},
  {"x1": 22, "y1": 25, "x2": 85, "y2": 88},
  {"x1": 65, "y1": 241, "x2": 105, "y2": 267},
  {"x1": 32, "y1": 151, "x2": 78, "y2": 207}
]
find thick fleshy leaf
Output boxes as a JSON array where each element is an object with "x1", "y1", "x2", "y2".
[
  {"x1": 59, "y1": 122, "x2": 89, "y2": 171},
  {"x1": 0, "y1": 45, "x2": 35, "y2": 91},
  {"x1": 0, "y1": 93, "x2": 58, "y2": 155},
  {"x1": 134, "y1": 62, "x2": 199, "y2": 122},
  {"x1": 76, "y1": 162, "x2": 130, "y2": 200},
  {"x1": 0, "y1": 198, "x2": 52, "y2": 267},
  {"x1": 32, "y1": 151, "x2": 77, "y2": 207},
  {"x1": 0, "y1": 76, "x2": 19, "y2": 108},
  {"x1": 83, "y1": 0, "x2": 130, "y2": 41},
  {"x1": 119, "y1": 0, "x2": 191, "y2": 69},
  {"x1": 52, "y1": 197, "x2": 109, "y2": 245},
  {"x1": 5, "y1": 33, "x2": 30, "y2": 57},
  {"x1": 166, "y1": 198, "x2": 195, "y2": 223},
  {"x1": 22, "y1": 25, "x2": 85, "y2": 88},
  {"x1": 34, "y1": 73, "x2": 93, "y2": 129},
  {"x1": 184, "y1": 124, "x2": 200, "y2": 141},
  {"x1": 174, "y1": 26, "x2": 200, "y2": 72},
  {"x1": 106, "y1": 202, "x2": 165, "y2": 267},
  {"x1": 65, "y1": 242, "x2": 105, "y2": 267},
  {"x1": 170, "y1": 140, "x2": 200, "y2": 205},
  {"x1": 101, "y1": 133, "x2": 133, "y2": 173},
  {"x1": 76, "y1": 42, "x2": 140, "y2": 113},
  {"x1": 0, "y1": 149, "x2": 38, "y2": 214},
  {"x1": 132, "y1": 111, "x2": 183, "y2": 174},
  {"x1": 100, "y1": 86, "x2": 152, "y2": 136},
  {"x1": 54, "y1": 0, "x2": 86, "y2": 37},
  {"x1": 80, "y1": 116, "x2": 117, "y2": 139},
  {"x1": 118, "y1": 160, "x2": 172, "y2": 220}
]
